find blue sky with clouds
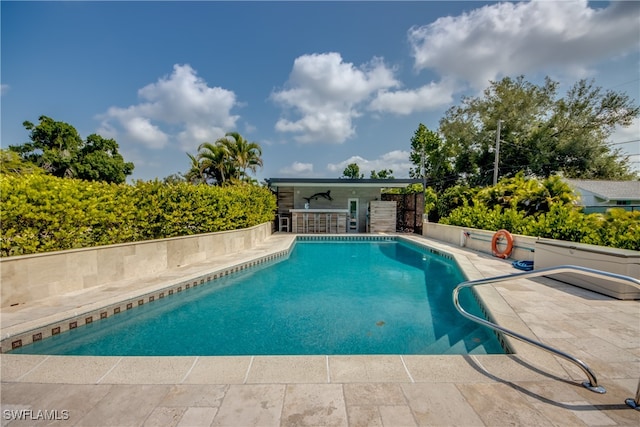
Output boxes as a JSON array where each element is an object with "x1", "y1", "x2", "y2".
[{"x1": 2, "y1": 1, "x2": 639, "y2": 182}]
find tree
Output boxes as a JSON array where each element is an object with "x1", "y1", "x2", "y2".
[
  {"x1": 341, "y1": 163, "x2": 363, "y2": 179},
  {"x1": 474, "y1": 172, "x2": 577, "y2": 216},
  {"x1": 75, "y1": 134, "x2": 134, "y2": 183},
  {"x1": 12, "y1": 116, "x2": 83, "y2": 178},
  {"x1": 162, "y1": 173, "x2": 186, "y2": 185},
  {"x1": 370, "y1": 169, "x2": 394, "y2": 179},
  {"x1": 196, "y1": 141, "x2": 233, "y2": 185},
  {"x1": 0, "y1": 149, "x2": 40, "y2": 175},
  {"x1": 188, "y1": 132, "x2": 263, "y2": 186},
  {"x1": 438, "y1": 76, "x2": 639, "y2": 186},
  {"x1": 184, "y1": 153, "x2": 207, "y2": 184},
  {"x1": 409, "y1": 123, "x2": 454, "y2": 192},
  {"x1": 9, "y1": 116, "x2": 134, "y2": 183},
  {"x1": 218, "y1": 132, "x2": 263, "y2": 182}
]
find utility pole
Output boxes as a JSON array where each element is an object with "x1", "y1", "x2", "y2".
[
  {"x1": 422, "y1": 146, "x2": 427, "y2": 223},
  {"x1": 421, "y1": 148, "x2": 427, "y2": 191},
  {"x1": 493, "y1": 119, "x2": 502, "y2": 185}
]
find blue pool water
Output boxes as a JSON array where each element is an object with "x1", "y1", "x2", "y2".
[{"x1": 11, "y1": 239, "x2": 505, "y2": 356}]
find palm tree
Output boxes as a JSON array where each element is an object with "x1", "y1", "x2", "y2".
[
  {"x1": 188, "y1": 132, "x2": 263, "y2": 186},
  {"x1": 197, "y1": 141, "x2": 233, "y2": 185},
  {"x1": 184, "y1": 152, "x2": 206, "y2": 184},
  {"x1": 233, "y1": 132, "x2": 263, "y2": 180},
  {"x1": 216, "y1": 132, "x2": 263, "y2": 183}
]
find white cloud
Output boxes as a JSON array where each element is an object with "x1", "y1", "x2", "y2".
[
  {"x1": 244, "y1": 122, "x2": 257, "y2": 134},
  {"x1": 610, "y1": 117, "x2": 640, "y2": 144},
  {"x1": 275, "y1": 110, "x2": 355, "y2": 144},
  {"x1": 369, "y1": 79, "x2": 456, "y2": 115},
  {"x1": 98, "y1": 64, "x2": 239, "y2": 151},
  {"x1": 279, "y1": 161, "x2": 315, "y2": 176},
  {"x1": 408, "y1": 0, "x2": 640, "y2": 89},
  {"x1": 609, "y1": 117, "x2": 640, "y2": 166},
  {"x1": 123, "y1": 117, "x2": 169, "y2": 149},
  {"x1": 272, "y1": 53, "x2": 400, "y2": 143},
  {"x1": 326, "y1": 150, "x2": 413, "y2": 177},
  {"x1": 0, "y1": 84, "x2": 9, "y2": 96}
]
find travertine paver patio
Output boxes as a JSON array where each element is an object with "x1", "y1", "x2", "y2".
[{"x1": 1, "y1": 234, "x2": 639, "y2": 426}]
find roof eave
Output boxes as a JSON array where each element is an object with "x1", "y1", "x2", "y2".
[{"x1": 266, "y1": 178, "x2": 422, "y2": 189}]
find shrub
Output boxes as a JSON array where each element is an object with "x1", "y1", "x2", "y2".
[
  {"x1": 475, "y1": 173, "x2": 577, "y2": 215},
  {"x1": 441, "y1": 201, "x2": 640, "y2": 251},
  {"x1": 438, "y1": 174, "x2": 639, "y2": 250},
  {"x1": 0, "y1": 174, "x2": 276, "y2": 256},
  {"x1": 436, "y1": 185, "x2": 478, "y2": 219},
  {"x1": 440, "y1": 204, "x2": 535, "y2": 235},
  {"x1": 587, "y1": 209, "x2": 640, "y2": 250},
  {"x1": 529, "y1": 204, "x2": 598, "y2": 243}
]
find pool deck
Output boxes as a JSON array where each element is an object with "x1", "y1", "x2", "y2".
[{"x1": 1, "y1": 233, "x2": 639, "y2": 426}]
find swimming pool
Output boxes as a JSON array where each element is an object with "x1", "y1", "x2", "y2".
[{"x1": 10, "y1": 238, "x2": 505, "y2": 356}]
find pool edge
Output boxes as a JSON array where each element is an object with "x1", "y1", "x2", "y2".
[{"x1": 4, "y1": 233, "x2": 529, "y2": 359}]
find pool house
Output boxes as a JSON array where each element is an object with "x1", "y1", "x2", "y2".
[{"x1": 266, "y1": 178, "x2": 423, "y2": 234}]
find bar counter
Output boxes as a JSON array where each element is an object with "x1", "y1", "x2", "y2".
[{"x1": 289, "y1": 209, "x2": 349, "y2": 233}]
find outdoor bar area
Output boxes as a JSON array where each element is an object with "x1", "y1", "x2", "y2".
[
  {"x1": 266, "y1": 178, "x2": 423, "y2": 234},
  {"x1": 289, "y1": 209, "x2": 349, "y2": 233}
]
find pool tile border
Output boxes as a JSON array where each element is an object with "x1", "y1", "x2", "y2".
[{"x1": 296, "y1": 235, "x2": 396, "y2": 242}]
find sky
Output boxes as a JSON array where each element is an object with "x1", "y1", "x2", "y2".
[{"x1": 2, "y1": 1, "x2": 639, "y2": 183}]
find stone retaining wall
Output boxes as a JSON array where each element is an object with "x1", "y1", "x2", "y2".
[
  {"x1": 0, "y1": 222, "x2": 273, "y2": 307},
  {"x1": 422, "y1": 222, "x2": 537, "y2": 261}
]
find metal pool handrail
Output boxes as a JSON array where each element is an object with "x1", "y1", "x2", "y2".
[{"x1": 452, "y1": 264, "x2": 640, "y2": 395}]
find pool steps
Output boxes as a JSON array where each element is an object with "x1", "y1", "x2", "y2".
[{"x1": 453, "y1": 264, "x2": 640, "y2": 394}]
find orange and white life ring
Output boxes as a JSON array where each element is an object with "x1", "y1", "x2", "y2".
[{"x1": 491, "y1": 229, "x2": 514, "y2": 259}]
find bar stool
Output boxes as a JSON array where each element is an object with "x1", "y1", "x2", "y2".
[{"x1": 279, "y1": 215, "x2": 290, "y2": 232}]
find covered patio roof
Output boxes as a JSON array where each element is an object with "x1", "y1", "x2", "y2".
[{"x1": 266, "y1": 178, "x2": 422, "y2": 190}]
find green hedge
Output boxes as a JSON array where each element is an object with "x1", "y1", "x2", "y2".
[
  {"x1": 436, "y1": 174, "x2": 640, "y2": 251},
  {"x1": 441, "y1": 204, "x2": 640, "y2": 251},
  {"x1": 0, "y1": 174, "x2": 277, "y2": 256}
]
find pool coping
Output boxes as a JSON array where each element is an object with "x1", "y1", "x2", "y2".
[{"x1": 0, "y1": 232, "x2": 596, "y2": 384}]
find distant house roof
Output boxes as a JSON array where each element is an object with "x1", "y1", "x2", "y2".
[
  {"x1": 565, "y1": 179, "x2": 640, "y2": 201},
  {"x1": 266, "y1": 178, "x2": 421, "y2": 189}
]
